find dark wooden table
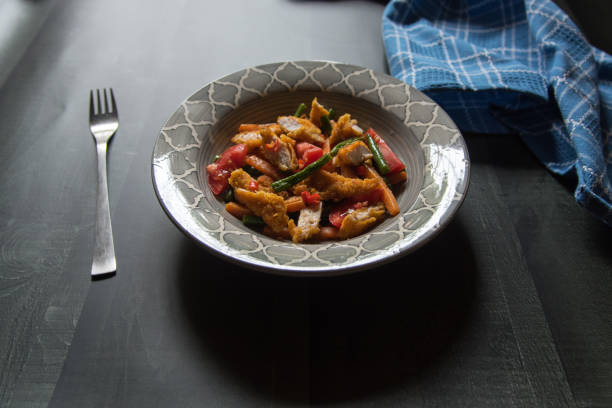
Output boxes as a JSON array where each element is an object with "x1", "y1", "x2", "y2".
[{"x1": 0, "y1": 0, "x2": 610, "y2": 406}]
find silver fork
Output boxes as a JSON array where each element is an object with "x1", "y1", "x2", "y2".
[{"x1": 89, "y1": 88, "x2": 118, "y2": 277}]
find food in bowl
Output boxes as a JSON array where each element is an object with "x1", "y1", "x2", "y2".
[{"x1": 206, "y1": 98, "x2": 407, "y2": 243}]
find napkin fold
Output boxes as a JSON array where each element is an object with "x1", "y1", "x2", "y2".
[{"x1": 383, "y1": 0, "x2": 612, "y2": 225}]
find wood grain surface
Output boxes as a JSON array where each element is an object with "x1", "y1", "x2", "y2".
[{"x1": 0, "y1": 0, "x2": 609, "y2": 407}]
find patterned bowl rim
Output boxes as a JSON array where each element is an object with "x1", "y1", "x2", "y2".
[{"x1": 151, "y1": 61, "x2": 470, "y2": 276}]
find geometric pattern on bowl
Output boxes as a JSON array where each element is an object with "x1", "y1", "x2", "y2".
[{"x1": 152, "y1": 61, "x2": 470, "y2": 276}]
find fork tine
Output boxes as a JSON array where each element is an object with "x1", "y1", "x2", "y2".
[
  {"x1": 103, "y1": 89, "x2": 109, "y2": 114},
  {"x1": 96, "y1": 89, "x2": 102, "y2": 114},
  {"x1": 89, "y1": 90, "x2": 94, "y2": 119},
  {"x1": 109, "y1": 88, "x2": 117, "y2": 114}
]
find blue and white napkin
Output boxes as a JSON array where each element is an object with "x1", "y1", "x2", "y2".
[{"x1": 383, "y1": 0, "x2": 612, "y2": 225}]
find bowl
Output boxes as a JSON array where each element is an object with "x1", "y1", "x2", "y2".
[{"x1": 151, "y1": 61, "x2": 470, "y2": 276}]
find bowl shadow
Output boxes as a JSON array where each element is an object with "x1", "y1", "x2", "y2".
[{"x1": 176, "y1": 217, "x2": 478, "y2": 404}]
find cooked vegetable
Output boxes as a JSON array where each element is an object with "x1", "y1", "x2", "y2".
[
  {"x1": 207, "y1": 98, "x2": 405, "y2": 242},
  {"x1": 366, "y1": 128, "x2": 405, "y2": 174},
  {"x1": 301, "y1": 191, "x2": 321, "y2": 206},
  {"x1": 248, "y1": 180, "x2": 259, "y2": 191},
  {"x1": 206, "y1": 144, "x2": 248, "y2": 195},
  {"x1": 245, "y1": 155, "x2": 282, "y2": 180},
  {"x1": 362, "y1": 164, "x2": 400, "y2": 216},
  {"x1": 271, "y1": 154, "x2": 332, "y2": 192},
  {"x1": 296, "y1": 142, "x2": 324, "y2": 168},
  {"x1": 285, "y1": 196, "x2": 306, "y2": 212},
  {"x1": 225, "y1": 201, "x2": 253, "y2": 219},
  {"x1": 366, "y1": 131, "x2": 390, "y2": 175},
  {"x1": 272, "y1": 138, "x2": 362, "y2": 192},
  {"x1": 223, "y1": 187, "x2": 234, "y2": 202},
  {"x1": 243, "y1": 165, "x2": 262, "y2": 178},
  {"x1": 320, "y1": 114, "x2": 333, "y2": 135},
  {"x1": 242, "y1": 214, "x2": 266, "y2": 227},
  {"x1": 386, "y1": 170, "x2": 407, "y2": 185},
  {"x1": 295, "y1": 103, "x2": 307, "y2": 117}
]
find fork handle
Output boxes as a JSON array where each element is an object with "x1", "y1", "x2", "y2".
[{"x1": 91, "y1": 142, "x2": 117, "y2": 276}]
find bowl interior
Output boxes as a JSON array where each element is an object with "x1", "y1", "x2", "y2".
[
  {"x1": 152, "y1": 61, "x2": 469, "y2": 276},
  {"x1": 197, "y1": 91, "x2": 425, "y2": 235}
]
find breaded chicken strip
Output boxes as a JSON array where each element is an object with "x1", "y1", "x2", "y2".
[
  {"x1": 338, "y1": 203, "x2": 386, "y2": 239},
  {"x1": 228, "y1": 168, "x2": 256, "y2": 190},
  {"x1": 295, "y1": 170, "x2": 380, "y2": 201},
  {"x1": 309, "y1": 98, "x2": 329, "y2": 128},
  {"x1": 329, "y1": 113, "x2": 363, "y2": 146},
  {"x1": 333, "y1": 140, "x2": 372, "y2": 167},
  {"x1": 231, "y1": 131, "x2": 263, "y2": 151},
  {"x1": 259, "y1": 127, "x2": 298, "y2": 172},
  {"x1": 278, "y1": 116, "x2": 325, "y2": 145},
  {"x1": 233, "y1": 187, "x2": 289, "y2": 233},
  {"x1": 288, "y1": 202, "x2": 322, "y2": 243}
]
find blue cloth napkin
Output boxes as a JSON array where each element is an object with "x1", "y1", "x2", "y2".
[{"x1": 383, "y1": 0, "x2": 612, "y2": 225}]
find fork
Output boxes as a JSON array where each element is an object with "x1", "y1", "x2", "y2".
[{"x1": 89, "y1": 88, "x2": 118, "y2": 277}]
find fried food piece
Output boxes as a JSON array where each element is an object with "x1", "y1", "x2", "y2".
[
  {"x1": 338, "y1": 203, "x2": 386, "y2": 239},
  {"x1": 288, "y1": 202, "x2": 322, "y2": 243},
  {"x1": 333, "y1": 140, "x2": 372, "y2": 167},
  {"x1": 228, "y1": 168, "x2": 256, "y2": 190},
  {"x1": 256, "y1": 175, "x2": 275, "y2": 193},
  {"x1": 277, "y1": 116, "x2": 325, "y2": 145},
  {"x1": 309, "y1": 97, "x2": 329, "y2": 128},
  {"x1": 329, "y1": 113, "x2": 363, "y2": 146},
  {"x1": 233, "y1": 187, "x2": 289, "y2": 233},
  {"x1": 239, "y1": 123, "x2": 281, "y2": 134},
  {"x1": 297, "y1": 170, "x2": 380, "y2": 200},
  {"x1": 231, "y1": 131, "x2": 263, "y2": 151},
  {"x1": 259, "y1": 127, "x2": 298, "y2": 172}
]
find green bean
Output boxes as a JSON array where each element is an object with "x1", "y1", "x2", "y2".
[
  {"x1": 294, "y1": 103, "x2": 307, "y2": 117},
  {"x1": 223, "y1": 187, "x2": 234, "y2": 202},
  {"x1": 327, "y1": 108, "x2": 336, "y2": 120},
  {"x1": 320, "y1": 114, "x2": 332, "y2": 135},
  {"x1": 271, "y1": 154, "x2": 332, "y2": 192},
  {"x1": 272, "y1": 137, "x2": 361, "y2": 193},
  {"x1": 365, "y1": 132, "x2": 390, "y2": 175},
  {"x1": 271, "y1": 137, "x2": 363, "y2": 192},
  {"x1": 242, "y1": 165, "x2": 262, "y2": 178},
  {"x1": 242, "y1": 214, "x2": 265, "y2": 227}
]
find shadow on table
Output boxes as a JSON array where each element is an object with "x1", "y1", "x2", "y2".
[{"x1": 176, "y1": 217, "x2": 477, "y2": 405}]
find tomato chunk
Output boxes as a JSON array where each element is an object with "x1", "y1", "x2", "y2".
[
  {"x1": 301, "y1": 191, "x2": 321, "y2": 206},
  {"x1": 296, "y1": 142, "x2": 317, "y2": 156},
  {"x1": 366, "y1": 128, "x2": 405, "y2": 174},
  {"x1": 296, "y1": 142, "x2": 323, "y2": 166},
  {"x1": 206, "y1": 144, "x2": 247, "y2": 195}
]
